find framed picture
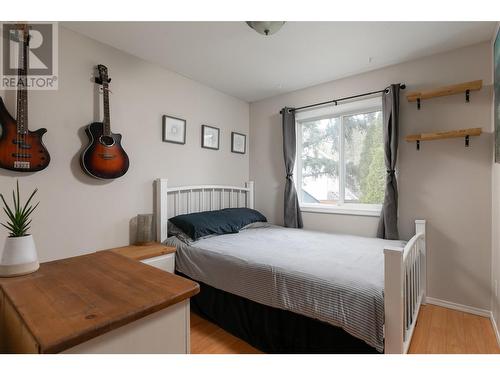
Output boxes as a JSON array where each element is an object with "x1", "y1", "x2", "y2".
[
  {"x1": 231, "y1": 132, "x2": 246, "y2": 154},
  {"x1": 162, "y1": 115, "x2": 186, "y2": 144},
  {"x1": 495, "y1": 27, "x2": 500, "y2": 163},
  {"x1": 201, "y1": 125, "x2": 220, "y2": 150}
]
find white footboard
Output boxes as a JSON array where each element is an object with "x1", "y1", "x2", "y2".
[{"x1": 384, "y1": 220, "x2": 426, "y2": 354}]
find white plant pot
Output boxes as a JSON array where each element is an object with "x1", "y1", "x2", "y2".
[{"x1": 0, "y1": 235, "x2": 39, "y2": 277}]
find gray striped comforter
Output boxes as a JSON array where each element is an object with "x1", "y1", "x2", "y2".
[{"x1": 166, "y1": 225, "x2": 406, "y2": 352}]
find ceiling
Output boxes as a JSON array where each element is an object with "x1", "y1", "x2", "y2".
[{"x1": 64, "y1": 22, "x2": 496, "y2": 102}]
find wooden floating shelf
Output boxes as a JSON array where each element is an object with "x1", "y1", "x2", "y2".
[
  {"x1": 406, "y1": 80, "x2": 482, "y2": 109},
  {"x1": 405, "y1": 127, "x2": 482, "y2": 150},
  {"x1": 405, "y1": 127, "x2": 482, "y2": 143}
]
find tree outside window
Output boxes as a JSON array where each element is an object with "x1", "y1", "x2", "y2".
[{"x1": 298, "y1": 110, "x2": 384, "y2": 207}]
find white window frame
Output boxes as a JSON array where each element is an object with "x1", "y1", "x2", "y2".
[{"x1": 295, "y1": 96, "x2": 383, "y2": 217}]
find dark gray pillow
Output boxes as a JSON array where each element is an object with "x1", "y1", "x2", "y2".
[{"x1": 169, "y1": 208, "x2": 267, "y2": 240}]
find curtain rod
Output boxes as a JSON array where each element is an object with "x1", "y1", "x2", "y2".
[{"x1": 280, "y1": 83, "x2": 406, "y2": 114}]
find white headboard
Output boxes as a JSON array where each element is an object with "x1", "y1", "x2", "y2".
[{"x1": 155, "y1": 179, "x2": 255, "y2": 243}]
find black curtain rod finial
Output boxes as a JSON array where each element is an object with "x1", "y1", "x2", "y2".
[{"x1": 279, "y1": 107, "x2": 295, "y2": 115}]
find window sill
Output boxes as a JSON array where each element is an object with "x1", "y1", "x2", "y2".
[{"x1": 299, "y1": 203, "x2": 382, "y2": 217}]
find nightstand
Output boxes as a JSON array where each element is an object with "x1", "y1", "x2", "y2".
[{"x1": 110, "y1": 243, "x2": 176, "y2": 273}]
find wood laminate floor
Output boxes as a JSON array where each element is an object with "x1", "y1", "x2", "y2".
[{"x1": 190, "y1": 304, "x2": 500, "y2": 354}]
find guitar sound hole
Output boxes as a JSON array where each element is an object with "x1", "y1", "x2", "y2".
[{"x1": 99, "y1": 135, "x2": 115, "y2": 147}]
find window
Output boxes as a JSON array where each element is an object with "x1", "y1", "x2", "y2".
[{"x1": 295, "y1": 97, "x2": 384, "y2": 216}]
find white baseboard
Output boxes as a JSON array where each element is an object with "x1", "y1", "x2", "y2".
[
  {"x1": 491, "y1": 312, "x2": 500, "y2": 348},
  {"x1": 425, "y1": 296, "x2": 491, "y2": 317}
]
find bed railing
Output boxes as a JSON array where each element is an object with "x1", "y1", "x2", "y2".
[{"x1": 384, "y1": 220, "x2": 426, "y2": 353}]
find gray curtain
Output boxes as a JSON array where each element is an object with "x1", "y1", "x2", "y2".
[
  {"x1": 282, "y1": 107, "x2": 303, "y2": 228},
  {"x1": 377, "y1": 84, "x2": 400, "y2": 240}
]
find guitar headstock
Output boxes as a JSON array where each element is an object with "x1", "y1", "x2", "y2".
[
  {"x1": 95, "y1": 64, "x2": 112, "y2": 85},
  {"x1": 10, "y1": 23, "x2": 31, "y2": 45}
]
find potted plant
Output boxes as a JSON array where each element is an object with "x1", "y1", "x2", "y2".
[{"x1": 0, "y1": 181, "x2": 40, "y2": 277}]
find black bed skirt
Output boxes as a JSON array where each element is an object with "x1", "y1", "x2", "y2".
[{"x1": 181, "y1": 273, "x2": 379, "y2": 354}]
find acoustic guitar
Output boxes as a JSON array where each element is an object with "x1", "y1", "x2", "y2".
[
  {"x1": 81, "y1": 64, "x2": 129, "y2": 179},
  {"x1": 0, "y1": 24, "x2": 50, "y2": 172}
]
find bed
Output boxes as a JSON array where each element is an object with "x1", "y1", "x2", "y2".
[{"x1": 155, "y1": 179, "x2": 427, "y2": 354}]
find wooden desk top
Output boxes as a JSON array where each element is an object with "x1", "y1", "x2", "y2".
[
  {"x1": 0, "y1": 251, "x2": 199, "y2": 353},
  {"x1": 110, "y1": 243, "x2": 176, "y2": 261}
]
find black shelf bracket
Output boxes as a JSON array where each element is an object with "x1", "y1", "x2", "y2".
[
  {"x1": 465, "y1": 135, "x2": 470, "y2": 147},
  {"x1": 417, "y1": 98, "x2": 421, "y2": 110},
  {"x1": 416, "y1": 140, "x2": 420, "y2": 151},
  {"x1": 94, "y1": 77, "x2": 111, "y2": 85},
  {"x1": 465, "y1": 89, "x2": 470, "y2": 103}
]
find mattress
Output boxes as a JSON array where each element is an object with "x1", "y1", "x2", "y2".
[{"x1": 165, "y1": 224, "x2": 406, "y2": 352}]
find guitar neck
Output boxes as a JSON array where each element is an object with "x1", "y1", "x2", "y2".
[
  {"x1": 16, "y1": 27, "x2": 29, "y2": 134},
  {"x1": 102, "y1": 81, "x2": 111, "y2": 136}
]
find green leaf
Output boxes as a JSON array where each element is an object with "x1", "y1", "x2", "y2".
[
  {"x1": 0, "y1": 223, "x2": 16, "y2": 231},
  {"x1": 0, "y1": 194, "x2": 15, "y2": 221},
  {"x1": 1, "y1": 221, "x2": 15, "y2": 231},
  {"x1": 15, "y1": 207, "x2": 22, "y2": 222},
  {"x1": 21, "y1": 203, "x2": 39, "y2": 223},
  {"x1": 19, "y1": 218, "x2": 32, "y2": 230},
  {"x1": 13, "y1": 188, "x2": 18, "y2": 214},
  {"x1": 2, "y1": 207, "x2": 15, "y2": 223},
  {"x1": 1, "y1": 222, "x2": 15, "y2": 236},
  {"x1": 21, "y1": 188, "x2": 38, "y2": 216},
  {"x1": 16, "y1": 180, "x2": 20, "y2": 213}
]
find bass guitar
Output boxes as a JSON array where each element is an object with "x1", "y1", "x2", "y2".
[
  {"x1": 81, "y1": 64, "x2": 129, "y2": 179},
  {"x1": 0, "y1": 23, "x2": 50, "y2": 172}
]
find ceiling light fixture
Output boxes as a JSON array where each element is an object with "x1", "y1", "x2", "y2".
[{"x1": 246, "y1": 21, "x2": 285, "y2": 36}]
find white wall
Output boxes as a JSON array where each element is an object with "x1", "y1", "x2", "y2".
[
  {"x1": 250, "y1": 42, "x2": 493, "y2": 311},
  {"x1": 0, "y1": 26, "x2": 249, "y2": 261}
]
